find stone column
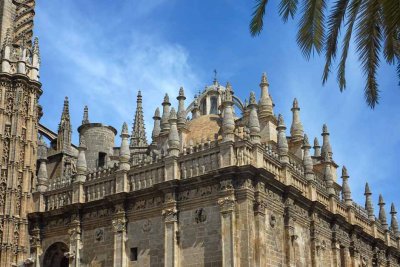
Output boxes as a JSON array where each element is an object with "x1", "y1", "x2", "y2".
[
  {"x1": 283, "y1": 199, "x2": 296, "y2": 267},
  {"x1": 112, "y1": 204, "x2": 128, "y2": 267},
  {"x1": 218, "y1": 193, "x2": 236, "y2": 267},
  {"x1": 30, "y1": 221, "x2": 42, "y2": 267},
  {"x1": 254, "y1": 181, "x2": 267, "y2": 267},
  {"x1": 162, "y1": 206, "x2": 179, "y2": 267}
]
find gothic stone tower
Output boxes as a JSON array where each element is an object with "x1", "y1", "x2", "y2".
[{"x1": 0, "y1": 0, "x2": 41, "y2": 266}]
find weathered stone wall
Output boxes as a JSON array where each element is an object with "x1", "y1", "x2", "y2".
[{"x1": 81, "y1": 225, "x2": 114, "y2": 267}]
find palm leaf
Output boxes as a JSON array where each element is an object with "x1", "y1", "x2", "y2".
[
  {"x1": 337, "y1": 0, "x2": 362, "y2": 90},
  {"x1": 250, "y1": 0, "x2": 269, "y2": 37},
  {"x1": 296, "y1": 0, "x2": 327, "y2": 59},
  {"x1": 356, "y1": 0, "x2": 382, "y2": 108},
  {"x1": 381, "y1": 0, "x2": 400, "y2": 63},
  {"x1": 279, "y1": 0, "x2": 299, "y2": 22},
  {"x1": 322, "y1": 0, "x2": 349, "y2": 84}
]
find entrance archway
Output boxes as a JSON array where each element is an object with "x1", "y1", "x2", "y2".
[{"x1": 43, "y1": 242, "x2": 69, "y2": 267}]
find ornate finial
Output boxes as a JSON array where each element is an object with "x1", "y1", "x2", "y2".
[
  {"x1": 321, "y1": 123, "x2": 332, "y2": 159},
  {"x1": 277, "y1": 114, "x2": 289, "y2": 162},
  {"x1": 302, "y1": 134, "x2": 314, "y2": 181},
  {"x1": 168, "y1": 107, "x2": 180, "y2": 155},
  {"x1": 260, "y1": 72, "x2": 269, "y2": 85},
  {"x1": 292, "y1": 98, "x2": 299, "y2": 109},
  {"x1": 169, "y1": 107, "x2": 177, "y2": 120},
  {"x1": 290, "y1": 98, "x2": 304, "y2": 139},
  {"x1": 303, "y1": 134, "x2": 310, "y2": 148},
  {"x1": 82, "y1": 105, "x2": 89, "y2": 124},
  {"x1": 341, "y1": 166, "x2": 352, "y2": 206},
  {"x1": 322, "y1": 124, "x2": 328, "y2": 133},
  {"x1": 163, "y1": 93, "x2": 170, "y2": 104},
  {"x1": 33, "y1": 37, "x2": 40, "y2": 54},
  {"x1": 161, "y1": 93, "x2": 171, "y2": 132},
  {"x1": 323, "y1": 154, "x2": 335, "y2": 196},
  {"x1": 378, "y1": 194, "x2": 388, "y2": 229},
  {"x1": 119, "y1": 122, "x2": 131, "y2": 169},
  {"x1": 249, "y1": 91, "x2": 256, "y2": 105},
  {"x1": 391, "y1": 203, "x2": 399, "y2": 235},
  {"x1": 122, "y1": 122, "x2": 129, "y2": 136},
  {"x1": 364, "y1": 183, "x2": 375, "y2": 221},
  {"x1": 177, "y1": 87, "x2": 187, "y2": 127},
  {"x1": 154, "y1": 107, "x2": 160, "y2": 117},
  {"x1": 179, "y1": 87, "x2": 185, "y2": 97},
  {"x1": 213, "y1": 69, "x2": 218, "y2": 85},
  {"x1": 277, "y1": 114, "x2": 285, "y2": 128}
]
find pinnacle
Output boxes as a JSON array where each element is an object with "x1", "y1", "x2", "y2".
[
  {"x1": 260, "y1": 72, "x2": 269, "y2": 85},
  {"x1": 313, "y1": 137, "x2": 320, "y2": 147},
  {"x1": 342, "y1": 166, "x2": 348, "y2": 177},
  {"x1": 122, "y1": 122, "x2": 129, "y2": 135},
  {"x1": 292, "y1": 98, "x2": 299, "y2": 109},
  {"x1": 379, "y1": 194, "x2": 385, "y2": 205},
  {"x1": 163, "y1": 93, "x2": 170, "y2": 104},
  {"x1": 365, "y1": 183, "x2": 372, "y2": 195},
  {"x1": 303, "y1": 134, "x2": 310, "y2": 147},
  {"x1": 277, "y1": 114, "x2": 285, "y2": 127},
  {"x1": 154, "y1": 107, "x2": 160, "y2": 117},
  {"x1": 322, "y1": 124, "x2": 329, "y2": 134},
  {"x1": 323, "y1": 150, "x2": 330, "y2": 163},
  {"x1": 179, "y1": 87, "x2": 185, "y2": 96},
  {"x1": 169, "y1": 107, "x2": 177, "y2": 120},
  {"x1": 391, "y1": 203, "x2": 397, "y2": 214}
]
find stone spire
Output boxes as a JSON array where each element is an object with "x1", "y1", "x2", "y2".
[
  {"x1": 119, "y1": 122, "x2": 131, "y2": 170},
  {"x1": 82, "y1": 105, "x2": 89, "y2": 124},
  {"x1": 277, "y1": 114, "x2": 289, "y2": 163},
  {"x1": 313, "y1": 137, "x2": 321, "y2": 157},
  {"x1": 168, "y1": 108, "x2": 180, "y2": 156},
  {"x1": 341, "y1": 166, "x2": 352, "y2": 206},
  {"x1": 390, "y1": 203, "x2": 399, "y2": 236},
  {"x1": 321, "y1": 124, "x2": 332, "y2": 159},
  {"x1": 130, "y1": 90, "x2": 148, "y2": 147},
  {"x1": 161, "y1": 93, "x2": 171, "y2": 133},
  {"x1": 290, "y1": 98, "x2": 304, "y2": 140},
  {"x1": 323, "y1": 152, "x2": 335, "y2": 196},
  {"x1": 151, "y1": 107, "x2": 161, "y2": 143},
  {"x1": 57, "y1": 97, "x2": 72, "y2": 152},
  {"x1": 222, "y1": 82, "x2": 235, "y2": 142},
  {"x1": 302, "y1": 134, "x2": 314, "y2": 181},
  {"x1": 365, "y1": 183, "x2": 375, "y2": 221},
  {"x1": 248, "y1": 92, "x2": 260, "y2": 144},
  {"x1": 177, "y1": 87, "x2": 187, "y2": 128},
  {"x1": 258, "y1": 72, "x2": 274, "y2": 118},
  {"x1": 76, "y1": 137, "x2": 88, "y2": 179},
  {"x1": 192, "y1": 97, "x2": 201, "y2": 119},
  {"x1": 31, "y1": 37, "x2": 40, "y2": 80},
  {"x1": 378, "y1": 194, "x2": 388, "y2": 230},
  {"x1": 37, "y1": 136, "x2": 48, "y2": 192}
]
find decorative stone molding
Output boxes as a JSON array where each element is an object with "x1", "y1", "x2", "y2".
[
  {"x1": 112, "y1": 218, "x2": 127, "y2": 233},
  {"x1": 218, "y1": 196, "x2": 235, "y2": 213},
  {"x1": 64, "y1": 251, "x2": 75, "y2": 259},
  {"x1": 162, "y1": 207, "x2": 178, "y2": 223}
]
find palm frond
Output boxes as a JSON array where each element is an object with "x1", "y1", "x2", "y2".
[
  {"x1": 381, "y1": 0, "x2": 400, "y2": 63},
  {"x1": 296, "y1": 0, "x2": 327, "y2": 59},
  {"x1": 279, "y1": 0, "x2": 299, "y2": 22},
  {"x1": 322, "y1": 0, "x2": 349, "y2": 84},
  {"x1": 250, "y1": 0, "x2": 269, "y2": 37},
  {"x1": 337, "y1": 0, "x2": 362, "y2": 90},
  {"x1": 356, "y1": 0, "x2": 382, "y2": 108}
]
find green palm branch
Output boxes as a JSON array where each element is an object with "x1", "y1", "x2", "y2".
[{"x1": 250, "y1": 0, "x2": 400, "y2": 108}]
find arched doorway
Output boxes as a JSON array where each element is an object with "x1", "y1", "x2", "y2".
[{"x1": 43, "y1": 242, "x2": 69, "y2": 267}]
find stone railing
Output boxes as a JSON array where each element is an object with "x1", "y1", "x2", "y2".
[
  {"x1": 336, "y1": 201, "x2": 348, "y2": 218},
  {"x1": 235, "y1": 143, "x2": 253, "y2": 166},
  {"x1": 44, "y1": 187, "x2": 72, "y2": 211},
  {"x1": 48, "y1": 176, "x2": 71, "y2": 190},
  {"x1": 129, "y1": 161, "x2": 165, "y2": 191}
]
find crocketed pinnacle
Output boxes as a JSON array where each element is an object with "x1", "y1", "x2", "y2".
[
  {"x1": 152, "y1": 107, "x2": 161, "y2": 142},
  {"x1": 37, "y1": 136, "x2": 48, "y2": 192},
  {"x1": 290, "y1": 98, "x2": 304, "y2": 140},
  {"x1": 161, "y1": 93, "x2": 171, "y2": 132},
  {"x1": 57, "y1": 97, "x2": 72, "y2": 151},
  {"x1": 341, "y1": 166, "x2": 352, "y2": 206},
  {"x1": 248, "y1": 92, "x2": 260, "y2": 144},
  {"x1": 258, "y1": 72, "x2": 274, "y2": 118},
  {"x1": 321, "y1": 124, "x2": 333, "y2": 159},
  {"x1": 277, "y1": 114, "x2": 289, "y2": 162},
  {"x1": 192, "y1": 97, "x2": 201, "y2": 119},
  {"x1": 378, "y1": 194, "x2": 388, "y2": 229},
  {"x1": 131, "y1": 91, "x2": 148, "y2": 147},
  {"x1": 390, "y1": 203, "x2": 399, "y2": 236},
  {"x1": 313, "y1": 137, "x2": 321, "y2": 157},
  {"x1": 364, "y1": 183, "x2": 375, "y2": 221},
  {"x1": 82, "y1": 105, "x2": 89, "y2": 124},
  {"x1": 302, "y1": 134, "x2": 314, "y2": 181},
  {"x1": 168, "y1": 108, "x2": 180, "y2": 156},
  {"x1": 177, "y1": 87, "x2": 187, "y2": 127}
]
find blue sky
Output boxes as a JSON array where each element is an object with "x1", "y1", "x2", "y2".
[{"x1": 35, "y1": 1, "x2": 399, "y2": 213}]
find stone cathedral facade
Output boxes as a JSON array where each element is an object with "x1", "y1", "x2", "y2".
[{"x1": 0, "y1": 1, "x2": 399, "y2": 267}]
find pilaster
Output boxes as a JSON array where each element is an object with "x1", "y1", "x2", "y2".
[
  {"x1": 67, "y1": 212, "x2": 82, "y2": 267},
  {"x1": 253, "y1": 181, "x2": 267, "y2": 267},
  {"x1": 112, "y1": 203, "x2": 128, "y2": 267},
  {"x1": 162, "y1": 189, "x2": 179, "y2": 267}
]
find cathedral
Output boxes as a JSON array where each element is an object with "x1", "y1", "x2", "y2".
[{"x1": 0, "y1": 0, "x2": 399, "y2": 267}]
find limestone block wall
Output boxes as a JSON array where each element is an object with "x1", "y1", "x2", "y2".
[
  {"x1": 81, "y1": 225, "x2": 114, "y2": 267},
  {"x1": 179, "y1": 205, "x2": 222, "y2": 266},
  {"x1": 126, "y1": 217, "x2": 164, "y2": 267}
]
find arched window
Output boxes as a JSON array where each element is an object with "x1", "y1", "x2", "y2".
[{"x1": 210, "y1": 96, "x2": 218, "y2": 114}]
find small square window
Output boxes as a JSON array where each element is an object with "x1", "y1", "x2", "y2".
[{"x1": 130, "y1": 247, "x2": 138, "y2": 261}]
